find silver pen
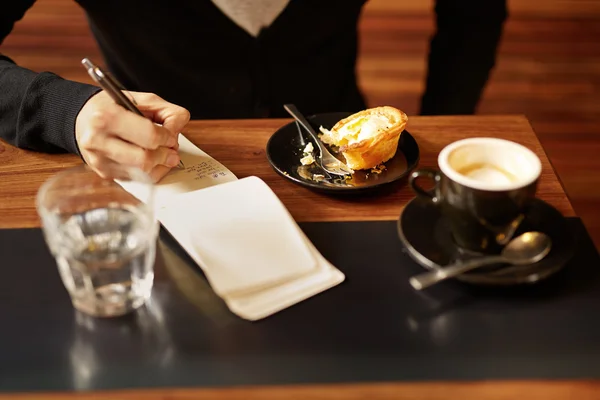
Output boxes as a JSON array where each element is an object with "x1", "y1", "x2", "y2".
[{"x1": 81, "y1": 57, "x2": 184, "y2": 169}]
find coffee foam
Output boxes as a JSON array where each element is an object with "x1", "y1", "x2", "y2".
[
  {"x1": 438, "y1": 138, "x2": 542, "y2": 191},
  {"x1": 458, "y1": 164, "x2": 516, "y2": 185}
]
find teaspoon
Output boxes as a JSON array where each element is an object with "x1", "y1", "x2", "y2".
[{"x1": 409, "y1": 231, "x2": 552, "y2": 290}]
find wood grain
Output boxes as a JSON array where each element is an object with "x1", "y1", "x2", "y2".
[
  {"x1": 0, "y1": 115, "x2": 574, "y2": 229},
  {"x1": 3, "y1": 380, "x2": 600, "y2": 400}
]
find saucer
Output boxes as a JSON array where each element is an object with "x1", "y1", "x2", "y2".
[
  {"x1": 397, "y1": 196, "x2": 577, "y2": 285},
  {"x1": 266, "y1": 112, "x2": 420, "y2": 194}
]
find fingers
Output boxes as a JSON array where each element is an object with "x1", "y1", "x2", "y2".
[
  {"x1": 148, "y1": 165, "x2": 172, "y2": 183},
  {"x1": 81, "y1": 152, "x2": 120, "y2": 180},
  {"x1": 129, "y1": 92, "x2": 191, "y2": 136},
  {"x1": 90, "y1": 136, "x2": 181, "y2": 170},
  {"x1": 82, "y1": 145, "x2": 178, "y2": 183},
  {"x1": 87, "y1": 103, "x2": 178, "y2": 150},
  {"x1": 83, "y1": 152, "x2": 170, "y2": 183}
]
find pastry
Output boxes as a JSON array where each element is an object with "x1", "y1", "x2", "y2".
[{"x1": 319, "y1": 106, "x2": 408, "y2": 170}]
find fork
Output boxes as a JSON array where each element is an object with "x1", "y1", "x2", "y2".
[{"x1": 283, "y1": 104, "x2": 353, "y2": 176}]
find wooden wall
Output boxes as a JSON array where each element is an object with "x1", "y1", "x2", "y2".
[
  {"x1": 358, "y1": 1, "x2": 600, "y2": 247},
  {"x1": 2, "y1": 0, "x2": 600, "y2": 246}
]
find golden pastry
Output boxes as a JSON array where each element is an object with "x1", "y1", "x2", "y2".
[{"x1": 318, "y1": 106, "x2": 408, "y2": 170}]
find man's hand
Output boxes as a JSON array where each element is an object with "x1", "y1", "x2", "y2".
[{"x1": 75, "y1": 90, "x2": 190, "y2": 182}]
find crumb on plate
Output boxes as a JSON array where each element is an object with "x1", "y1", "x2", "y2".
[
  {"x1": 300, "y1": 154, "x2": 315, "y2": 165},
  {"x1": 370, "y1": 164, "x2": 387, "y2": 174},
  {"x1": 313, "y1": 174, "x2": 325, "y2": 182}
]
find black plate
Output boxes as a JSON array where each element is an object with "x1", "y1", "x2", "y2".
[
  {"x1": 397, "y1": 196, "x2": 577, "y2": 285},
  {"x1": 266, "y1": 112, "x2": 420, "y2": 194}
]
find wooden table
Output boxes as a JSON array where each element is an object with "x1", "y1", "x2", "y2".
[
  {"x1": 1, "y1": 115, "x2": 594, "y2": 400},
  {"x1": 0, "y1": 115, "x2": 574, "y2": 228}
]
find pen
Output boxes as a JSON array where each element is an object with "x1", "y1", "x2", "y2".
[{"x1": 81, "y1": 57, "x2": 184, "y2": 169}]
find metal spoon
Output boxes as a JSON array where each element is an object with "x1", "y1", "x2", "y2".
[
  {"x1": 283, "y1": 104, "x2": 353, "y2": 176},
  {"x1": 409, "y1": 232, "x2": 552, "y2": 290}
]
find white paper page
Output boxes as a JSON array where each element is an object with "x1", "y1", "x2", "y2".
[
  {"x1": 119, "y1": 134, "x2": 238, "y2": 209},
  {"x1": 157, "y1": 176, "x2": 319, "y2": 297},
  {"x1": 223, "y1": 231, "x2": 345, "y2": 321}
]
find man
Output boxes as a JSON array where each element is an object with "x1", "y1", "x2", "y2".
[{"x1": 0, "y1": 0, "x2": 507, "y2": 182}]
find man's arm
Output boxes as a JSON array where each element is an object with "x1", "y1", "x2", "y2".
[
  {"x1": 0, "y1": 1, "x2": 101, "y2": 154},
  {"x1": 420, "y1": 0, "x2": 508, "y2": 115},
  {"x1": 1, "y1": 2, "x2": 189, "y2": 183}
]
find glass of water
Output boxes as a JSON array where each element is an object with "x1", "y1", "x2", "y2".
[{"x1": 36, "y1": 164, "x2": 158, "y2": 317}]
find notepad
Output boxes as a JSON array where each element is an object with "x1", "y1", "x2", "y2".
[
  {"x1": 157, "y1": 176, "x2": 344, "y2": 320},
  {"x1": 119, "y1": 134, "x2": 345, "y2": 320}
]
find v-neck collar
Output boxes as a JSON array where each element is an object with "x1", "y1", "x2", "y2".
[{"x1": 210, "y1": 0, "x2": 291, "y2": 38}]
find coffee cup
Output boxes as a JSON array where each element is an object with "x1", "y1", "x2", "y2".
[{"x1": 409, "y1": 137, "x2": 542, "y2": 254}]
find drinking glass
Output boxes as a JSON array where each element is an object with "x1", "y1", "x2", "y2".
[{"x1": 37, "y1": 164, "x2": 158, "y2": 317}]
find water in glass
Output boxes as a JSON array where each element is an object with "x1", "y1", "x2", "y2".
[{"x1": 53, "y1": 205, "x2": 156, "y2": 317}]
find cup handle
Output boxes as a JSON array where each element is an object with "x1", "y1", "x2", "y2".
[{"x1": 409, "y1": 169, "x2": 442, "y2": 203}]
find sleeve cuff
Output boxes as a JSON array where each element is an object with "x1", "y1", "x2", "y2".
[{"x1": 18, "y1": 72, "x2": 102, "y2": 155}]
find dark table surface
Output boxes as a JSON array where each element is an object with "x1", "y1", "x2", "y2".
[{"x1": 1, "y1": 218, "x2": 600, "y2": 393}]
